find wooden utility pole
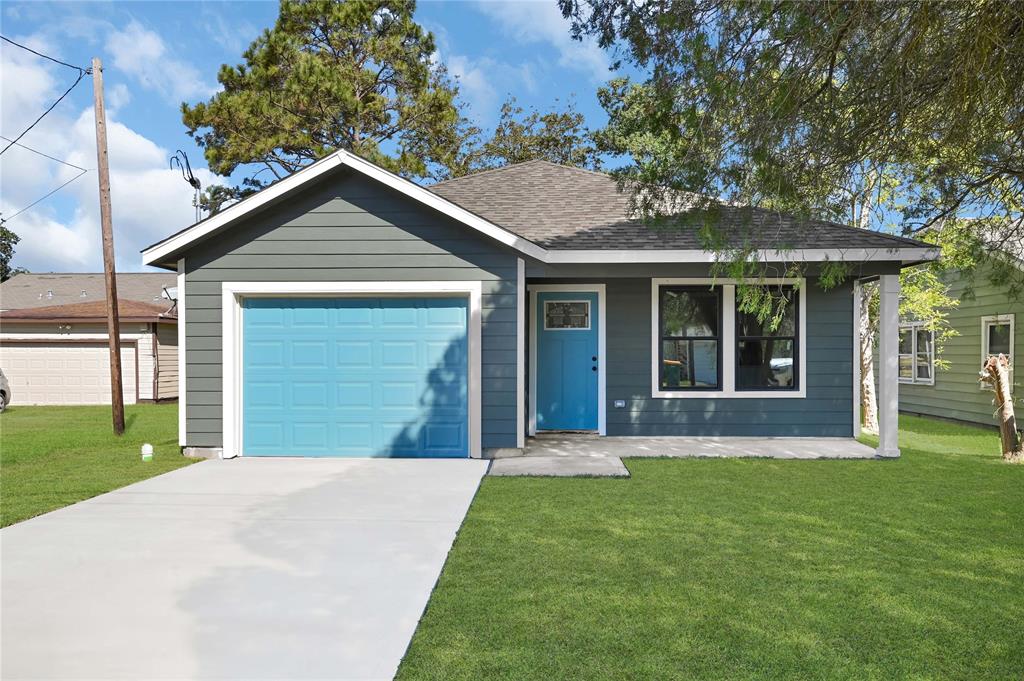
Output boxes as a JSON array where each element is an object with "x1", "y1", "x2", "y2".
[{"x1": 92, "y1": 57, "x2": 124, "y2": 435}]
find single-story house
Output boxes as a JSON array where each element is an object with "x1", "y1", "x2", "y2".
[
  {"x1": 141, "y1": 151, "x2": 938, "y2": 459},
  {"x1": 898, "y1": 257, "x2": 1022, "y2": 426},
  {"x1": 0, "y1": 273, "x2": 178, "y2": 405}
]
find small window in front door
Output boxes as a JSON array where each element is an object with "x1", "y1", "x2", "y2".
[{"x1": 544, "y1": 301, "x2": 590, "y2": 330}]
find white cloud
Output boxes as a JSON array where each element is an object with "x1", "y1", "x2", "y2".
[
  {"x1": 0, "y1": 36, "x2": 218, "y2": 273},
  {"x1": 108, "y1": 20, "x2": 216, "y2": 103},
  {"x1": 475, "y1": 1, "x2": 610, "y2": 83}
]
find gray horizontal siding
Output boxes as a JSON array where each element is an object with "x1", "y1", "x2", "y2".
[
  {"x1": 184, "y1": 167, "x2": 520, "y2": 450},
  {"x1": 899, "y1": 263, "x2": 1023, "y2": 426},
  {"x1": 600, "y1": 278, "x2": 854, "y2": 437}
]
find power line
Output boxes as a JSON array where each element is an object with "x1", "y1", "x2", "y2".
[
  {"x1": 0, "y1": 167, "x2": 88, "y2": 224},
  {"x1": 0, "y1": 35, "x2": 88, "y2": 74},
  {"x1": 0, "y1": 135, "x2": 87, "y2": 171},
  {"x1": 0, "y1": 70, "x2": 85, "y2": 156},
  {"x1": 0, "y1": 35, "x2": 90, "y2": 157}
]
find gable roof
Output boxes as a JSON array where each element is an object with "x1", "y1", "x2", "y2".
[
  {"x1": 0, "y1": 298, "x2": 176, "y2": 323},
  {"x1": 429, "y1": 160, "x2": 931, "y2": 252},
  {"x1": 0, "y1": 272, "x2": 176, "y2": 312},
  {"x1": 142, "y1": 150, "x2": 546, "y2": 268},
  {"x1": 142, "y1": 151, "x2": 938, "y2": 269}
]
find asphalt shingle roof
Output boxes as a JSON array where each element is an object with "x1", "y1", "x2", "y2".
[
  {"x1": 0, "y1": 273, "x2": 176, "y2": 312},
  {"x1": 430, "y1": 160, "x2": 930, "y2": 251}
]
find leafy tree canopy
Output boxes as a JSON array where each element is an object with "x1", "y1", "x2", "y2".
[
  {"x1": 563, "y1": 0, "x2": 1024, "y2": 292},
  {"x1": 439, "y1": 96, "x2": 602, "y2": 180},
  {"x1": 183, "y1": 0, "x2": 464, "y2": 193},
  {"x1": 0, "y1": 223, "x2": 24, "y2": 282}
]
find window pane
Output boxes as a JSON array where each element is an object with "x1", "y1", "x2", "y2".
[
  {"x1": 916, "y1": 353, "x2": 932, "y2": 380},
  {"x1": 545, "y1": 301, "x2": 589, "y2": 329},
  {"x1": 661, "y1": 340, "x2": 718, "y2": 388},
  {"x1": 737, "y1": 289, "x2": 796, "y2": 337},
  {"x1": 899, "y1": 355, "x2": 914, "y2": 379},
  {"x1": 662, "y1": 289, "x2": 718, "y2": 337},
  {"x1": 899, "y1": 329, "x2": 913, "y2": 354},
  {"x1": 737, "y1": 339, "x2": 795, "y2": 389},
  {"x1": 988, "y1": 322, "x2": 1011, "y2": 356},
  {"x1": 916, "y1": 329, "x2": 932, "y2": 356}
]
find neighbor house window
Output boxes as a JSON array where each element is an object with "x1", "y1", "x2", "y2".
[
  {"x1": 981, "y1": 314, "x2": 1014, "y2": 385},
  {"x1": 899, "y1": 322, "x2": 934, "y2": 385},
  {"x1": 735, "y1": 287, "x2": 799, "y2": 390},
  {"x1": 659, "y1": 286, "x2": 721, "y2": 390}
]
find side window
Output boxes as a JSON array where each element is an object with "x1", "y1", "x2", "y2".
[{"x1": 898, "y1": 322, "x2": 934, "y2": 385}]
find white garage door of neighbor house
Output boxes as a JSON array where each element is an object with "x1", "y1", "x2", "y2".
[{"x1": 0, "y1": 343, "x2": 138, "y2": 405}]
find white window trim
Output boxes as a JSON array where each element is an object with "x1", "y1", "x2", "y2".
[
  {"x1": 527, "y1": 284, "x2": 607, "y2": 436},
  {"x1": 220, "y1": 280, "x2": 483, "y2": 459},
  {"x1": 542, "y1": 299, "x2": 592, "y2": 331},
  {"x1": 898, "y1": 322, "x2": 935, "y2": 386},
  {"x1": 650, "y1": 278, "x2": 807, "y2": 399},
  {"x1": 981, "y1": 313, "x2": 1015, "y2": 389}
]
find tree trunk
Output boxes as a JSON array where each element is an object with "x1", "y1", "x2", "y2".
[
  {"x1": 859, "y1": 282, "x2": 879, "y2": 433},
  {"x1": 981, "y1": 354, "x2": 1023, "y2": 463}
]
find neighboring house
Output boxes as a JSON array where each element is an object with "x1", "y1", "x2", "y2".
[
  {"x1": 0, "y1": 273, "x2": 178, "y2": 405},
  {"x1": 142, "y1": 151, "x2": 938, "y2": 459},
  {"x1": 898, "y1": 259, "x2": 1023, "y2": 426}
]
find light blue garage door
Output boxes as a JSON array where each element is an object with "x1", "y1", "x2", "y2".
[{"x1": 242, "y1": 297, "x2": 469, "y2": 457}]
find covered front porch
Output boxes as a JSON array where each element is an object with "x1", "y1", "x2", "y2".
[{"x1": 488, "y1": 432, "x2": 878, "y2": 476}]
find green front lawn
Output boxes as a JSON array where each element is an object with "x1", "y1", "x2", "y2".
[
  {"x1": 0, "y1": 404, "x2": 193, "y2": 527},
  {"x1": 399, "y1": 416, "x2": 1024, "y2": 680}
]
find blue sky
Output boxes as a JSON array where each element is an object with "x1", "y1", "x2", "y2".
[{"x1": 0, "y1": 1, "x2": 633, "y2": 273}]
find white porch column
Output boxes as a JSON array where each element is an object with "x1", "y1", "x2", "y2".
[{"x1": 876, "y1": 274, "x2": 901, "y2": 457}]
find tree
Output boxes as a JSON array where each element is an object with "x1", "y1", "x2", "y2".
[
  {"x1": 182, "y1": 0, "x2": 465, "y2": 199},
  {"x1": 561, "y1": 1, "x2": 1024, "y2": 295},
  {"x1": 0, "y1": 223, "x2": 24, "y2": 282},
  {"x1": 479, "y1": 97, "x2": 601, "y2": 171},
  {"x1": 981, "y1": 354, "x2": 1023, "y2": 463},
  {"x1": 436, "y1": 96, "x2": 602, "y2": 180}
]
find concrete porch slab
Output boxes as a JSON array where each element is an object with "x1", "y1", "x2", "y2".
[
  {"x1": 488, "y1": 455, "x2": 630, "y2": 477},
  {"x1": 524, "y1": 434, "x2": 876, "y2": 460}
]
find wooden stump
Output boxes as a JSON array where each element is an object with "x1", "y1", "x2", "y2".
[{"x1": 980, "y1": 354, "x2": 1023, "y2": 463}]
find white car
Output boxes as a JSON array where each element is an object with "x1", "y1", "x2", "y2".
[{"x1": 0, "y1": 369, "x2": 11, "y2": 412}]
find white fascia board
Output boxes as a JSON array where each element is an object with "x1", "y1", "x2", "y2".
[
  {"x1": 142, "y1": 150, "x2": 546, "y2": 267},
  {"x1": 337, "y1": 152, "x2": 548, "y2": 261},
  {"x1": 544, "y1": 247, "x2": 940, "y2": 264}
]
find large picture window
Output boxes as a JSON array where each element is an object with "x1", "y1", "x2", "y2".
[
  {"x1": 659, "y1": 287, "x2": 721, "y2": 390},
  {"x1": 736, "y1": 287, "x2": 798, "y2": 390},
  {"x1": 899, "y1": 322, "x2": 934, "y2": 385}
]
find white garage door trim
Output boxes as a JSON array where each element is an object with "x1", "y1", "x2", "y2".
[
  {"x1": 221, "y1": 281, "x2": 483, "y2": 459},
  {"x1": 0, "y1": 340, "x2": 139, "y2": 405}
]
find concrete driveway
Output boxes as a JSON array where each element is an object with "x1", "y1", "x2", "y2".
[{"x1": 1, "y1": 458, "x2": 487, "y2": 681}]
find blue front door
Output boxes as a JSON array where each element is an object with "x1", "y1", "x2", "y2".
[
  {"x1": 536, "y1": 291, "x2": 599, "y2": 430},
  {"x1": 242, "y1": 297, "x2": 468, "y2": 457}
]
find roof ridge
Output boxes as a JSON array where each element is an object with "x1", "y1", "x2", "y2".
[{"x1": 429, "y1": 159, "x2": 612, "y2": 188}]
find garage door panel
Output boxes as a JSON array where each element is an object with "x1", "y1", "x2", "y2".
[
  {"x1": 0, "y1": 343, "x2": 137, "y2": 405},
  {"x1": 242, "y1": 297, "x2": 468, "y2": 457}
]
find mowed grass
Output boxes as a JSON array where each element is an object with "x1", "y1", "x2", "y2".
[
  {"x1": 1, "y1": 404, "x2": 193, "y2": 527},
  {"x1": 398, "y1": 415, "x2": 1024, "y2": 680}
]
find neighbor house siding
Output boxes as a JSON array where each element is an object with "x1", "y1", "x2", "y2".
[
  {"x1": 182, "y1": 168, "x2": 519, "y2": 450},
  {"x1": 899, "y1": 263, "x2": 1023, "y2": 426},
  {"x1": 137, "y1": 333, "x2": 155, "y2": 400},
  {"x1": 155, "y1": 322, "x2": 178, "y2": 400},
  {"x1": 601, "y1": 278, "x2": 854, "y2": 436}
]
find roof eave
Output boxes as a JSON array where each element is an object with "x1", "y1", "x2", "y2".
[{"x1": 541, "y1": 246, "x2": 940, "y2": 265}]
